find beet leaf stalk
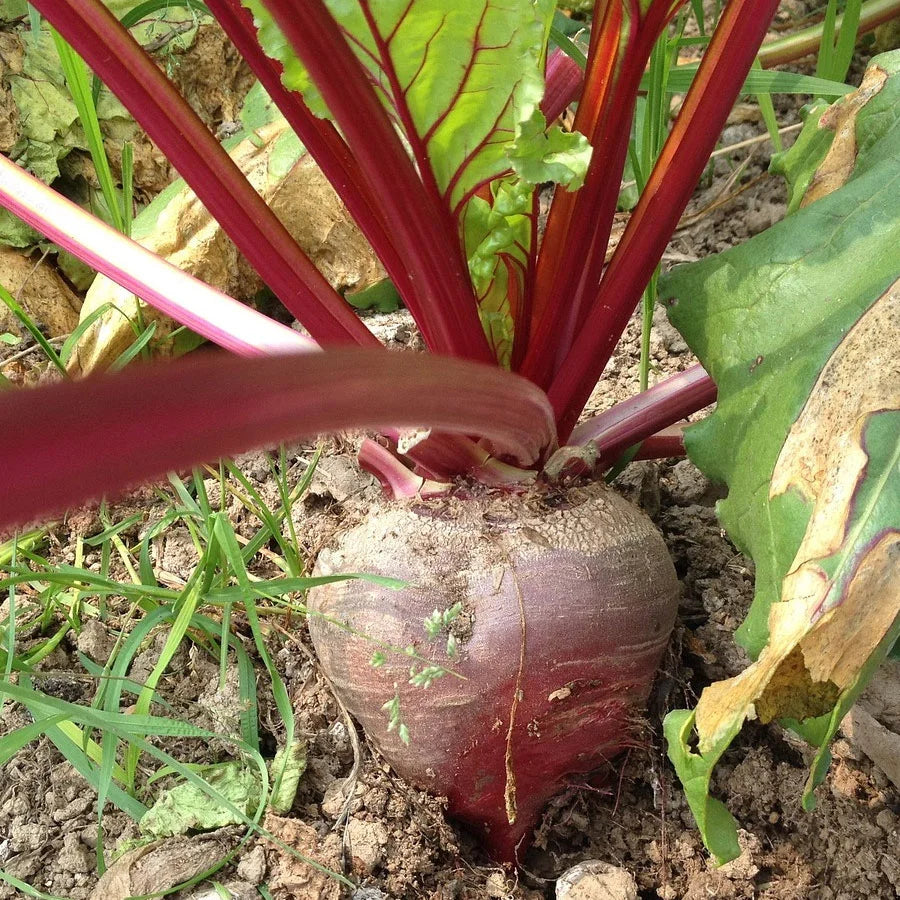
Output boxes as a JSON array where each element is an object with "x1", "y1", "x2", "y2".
[
  {"x1": 547, "y1": 0, "x2": 782, "y2": 439},
  {"x1": 203, "y1": 0, "x2": 414, "y2": 304},
  {"x1": 244, "y1": 0, "x2": 494, "y2": 362},
  {"x1": 29, "y1": 0, "x2": 378, "y2": 349},
  {"x1": 524, "y1": 0, "x2": 685, "y2": 387},
  {"x1": 570, "y1": 364, "x2": 716, "y2": 463},
  {"x1": 0, "y1": 350, "x2": 555, "y2": 532},
  {"x1": 0, "y1": 154, "x2": 313, "y2": 357}
]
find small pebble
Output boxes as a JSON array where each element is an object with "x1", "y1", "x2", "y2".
[{"x1": 556, "y1": 860, "x2": 638, "y2": 900}]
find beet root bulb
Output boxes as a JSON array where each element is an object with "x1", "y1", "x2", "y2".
[{"x1": 308, "y1": 483, "x2": 679, "y2": 863}]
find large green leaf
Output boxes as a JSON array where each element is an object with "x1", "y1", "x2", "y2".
[
  {"x1": 660, "y1": 51, "x2": 900, "y2": 863},
  {"x1": 242, "y1": 0, "x2": 588, "y2": 212}
]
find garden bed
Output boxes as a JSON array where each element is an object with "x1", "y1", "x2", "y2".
[{"x1": 0, "y1": 6, "x2": 898, "y2": 899}]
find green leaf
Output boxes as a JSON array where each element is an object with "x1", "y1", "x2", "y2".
[
  {"x1": 660, "y1": 51, "x2": 900, "y2": 863},
  {"x1": 345, "y1": 277, "x2": 402, "y2": 312},
  {"x1": 508, "y1": 109, "x2": 591, "y2": 189},
  {"x1": 462, "y1": 177, "x2": 533, "y2": 366},
  {"x1": 664, "y1": 711, "x2": 741, "y2": 864},
  {"x1": 5, "y1": 30, "x2": 135, "y2": 185},
  {"x1": 51, "y1": 28, "x2": 125, "y2": 233},
  {"x1": 0, "y1": 210, "x2": 40, "y2": 249},
  {"x1": 243, "y1": 0, "x2": 569, "y2": 210},
  {"x1": 140, "y1": 761, "x2": 262, "y2": 838},
  {"x1": 0, "y1": 1, "x2": 29, "y2": 17},
  {"x1": 268, "y1": 740, "x2": 307, "y2": 815},
  {"x1": 769, "y1": 99, "x2": 832, "y2": 214},
  {"x1": 657, "y1": 65, "x2": 853, "y2": 99}
]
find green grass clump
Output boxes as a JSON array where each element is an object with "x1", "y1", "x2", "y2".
[{"x1": 0, "y1": 448, "x2": 369, "y2": 896}]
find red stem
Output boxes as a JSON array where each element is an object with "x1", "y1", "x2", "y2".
[
  {"x1": 0, "y1": 349, "x2": 557, "y2": 530},
  {"x1": 401, "y1": 431, "x2": 493, "y2": 480},
  {"x1": 630, "y1": 427, "x2": 688, "y2": 462},
  {"x1": 33, "y1": 0, "x2": 378, "y2": 349},
  {"x1": 549, "y1": 0, "x2": 781, "y2": 440},
  {"x1": 262, "y1": 0, "x2": 494, "y2": 364},
  {"x1": 523, "y1": 0, "x2": 639, "y2": 388},
  {"x1": 205, "y1": 0, "x2": 414, "y2": 305},
  {"x1": 569, "y1": 364, "x2": 715, "y2": 458},
  {"x1": 358, "y1": 438, "x2": 430, "y2": 498},
  {"x1": 0, "y1": 153, "x2": 314, "y2": 358},
  {"x1": 525, "y1": 1, "x2": 687, "y2": 390}
]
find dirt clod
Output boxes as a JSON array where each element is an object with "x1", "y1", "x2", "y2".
[
  {"x1": 76, "y1": 619, "x2": 113, "y2": 665},
  {"x1": 56, "y1": 834, "x2": 93, "y2": 874},
  {"x1": 0, "y1": 247, "x2": 81, "y2": 341},
  {"x1": 236, "y1": 844, "x2": 268, "y2": 885},
  {"x1": 345, "y1": 818, "x2": 389, "y2": 875},
  {"x1": 556, "y1": 861, "x2": 638, "y2": 900},
  {"x1": 264, "y1": 814, "x2": 343, "y2": 900}
]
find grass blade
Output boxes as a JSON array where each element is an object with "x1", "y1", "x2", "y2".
[
  {"x1": 0, "y1": 283, "x2": 66, "y2": 376},
  {"x1": 82, "y1": 512, "x2": 143, "y2": 546},
  {"x1": 58, "y1": 301, "x2": 115, "y2": 366},
  {"x1": 109, "y1": 321, "x2": 157, "y2": 370},
  {"x1": 2, "y1": 538, "x2": 17, "y2": 697},
  {"x1": 26, "y1": 3, "x2": 42, "y2": 42},
  {"x1": 121, "y1": 140, "x2": 134, "y2": 237},
  {"x1": 51, "y1": 29, "x2": 125, "y2": 233},
  {"x1": 125, "y1": 566, "x2": 208, "y2": 787},
  {"x1": 212, "y1": 514, "x2": 296, "y2": 806},
  {"x1": 657, "y1": 66, "x2": 852, "y2": 97}
]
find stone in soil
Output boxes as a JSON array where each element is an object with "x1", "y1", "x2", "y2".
[{"x1": 555, "y1": 860, "x2": 638, "y2": 900}]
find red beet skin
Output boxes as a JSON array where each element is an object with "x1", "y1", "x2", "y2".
[{"x1": 308, "y1": 483, "x2": 679, "y2": 863}]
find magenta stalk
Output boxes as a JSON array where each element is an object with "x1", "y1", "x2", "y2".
[
  {"x1": 32, "y1": 0, "x2": 379, "y2": 349},
  {"x1": 570, "y1": 365, "x2": 716, "y2": 459},
  {"x1": 0, "y1": 154, "x2": 314, "y2": 358}
]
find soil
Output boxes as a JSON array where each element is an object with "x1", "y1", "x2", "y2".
[
  {"x1": 1, "y1": 11, "x2": 898, "y2": 900},
  {"x1": 3, "y1": 437, "x2": 897, "y2": 900}
]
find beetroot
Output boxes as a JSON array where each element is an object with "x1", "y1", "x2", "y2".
[{"x1": 308, "y1": 482, "x2": 679, "y2": 863}]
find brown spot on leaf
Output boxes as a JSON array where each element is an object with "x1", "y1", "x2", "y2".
[
  {"x1": 696, "y1": 532, "x2": 900, "y2": 752},
  {"x1": 770, "y1": 280, "x2": 899, "y2": 560},
  {"x1": 695, "y1": 283, "x2": 900, "y2": 753},
  {"x1": 803, "y1": 63, "x2": 890, "y2": 206},
  {"x1": 800, "y1": 532, "x2": 900, "y2": 688}
]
